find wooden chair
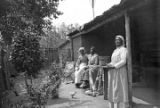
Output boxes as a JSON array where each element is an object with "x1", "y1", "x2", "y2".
[{"x1": 98, "y1": 56, "x2": 110, "y2": 99}]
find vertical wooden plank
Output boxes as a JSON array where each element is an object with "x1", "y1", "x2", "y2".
[
  {"x1": 125, "y1": 13, "x2": 133, "y2": 108},
  {"x1": 103, "y1": 68, "x2": 108, "y2": 100},
  {"x1": 99, "y1": 56, "x2": 110, "y2": 100},
  {"x1": 70, "y1": 38, "x2": 74, "y2": 61}
]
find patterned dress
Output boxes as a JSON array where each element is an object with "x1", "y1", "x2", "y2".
[{"x1": 108, "y1": 46, "x2": 128, "y2": 103}]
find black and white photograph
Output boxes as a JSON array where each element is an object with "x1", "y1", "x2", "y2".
[{"x1": 0, "y1": 0, "x2": 160, "y2": 108}]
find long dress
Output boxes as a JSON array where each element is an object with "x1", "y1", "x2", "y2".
[
  {"x1": 108, "y1": 46, "x2": 128, "y2": 103},
  {"x1": 88, "y1": 53, "x2": 99, "y2": 91},
  {"x1": 75, "y1": 55, "x2": 88, "y2": 84}
]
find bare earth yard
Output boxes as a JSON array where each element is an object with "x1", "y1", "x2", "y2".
[{"x1": 46, "y1": 83, "x2": 160, "y2": 108}]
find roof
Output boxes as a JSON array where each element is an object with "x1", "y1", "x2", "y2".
[
  {"x1": 58, "y1": 40, "x2": 70, "y2": 49},
  {"x1": 68, "y1": 0, "x2": 150, "y2": 38}
]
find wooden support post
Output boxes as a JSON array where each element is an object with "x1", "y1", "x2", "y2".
[
  {"x1": 70, "y1": 38, "x2": 74, "y2": 61},
  {"x1": 103, "y1": 68, "x2": 108, "y2": 100},
  {"x1": 125, "y1": 13, "x2": 133, "y2": 108}
]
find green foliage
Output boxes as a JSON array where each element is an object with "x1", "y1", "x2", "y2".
[
  {"x1": 0, "y1": 0, "x2": 62, "y2": 76},
  {"x1": 40, "y1": 23, "x2": 80, "y2": 48},
  {"x1": 11, "y1": 26, "x2": 43, "y2": 76},
  {"x1": 1, "y1": 64, "x2": 62, "y2": 108},
  {"x1": 0, "y1": 0, "x2": 62, "y2": 45}
]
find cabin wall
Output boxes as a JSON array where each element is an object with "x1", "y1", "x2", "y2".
[
  {"x1": 155, "y1": 0, "x2": 160, "y2": 88},
  {"x1": 130, "y1": 1, "x2": 160, "y2": 87},
  {"x1": 72, "y1": 36, "x2": 82, "y2": 60},
  {"x1": 81, "y1": 34, "x2": 114, "y2": 56},
  {"x1": 81, "y1": 17, "x2": 125, "y2": 58},
  {"x1": 100, "y1": 17, "x2": 125, "y2": 56},
  {"x1": 157, "y1": 0, "x2": 160, "y2": 58}
]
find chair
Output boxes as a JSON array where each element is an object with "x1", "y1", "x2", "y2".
[{"x1": 97, "y1": 56, "x2": 110, "y2": 99}]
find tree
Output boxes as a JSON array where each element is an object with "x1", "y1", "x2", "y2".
[
  {"x1": 0, "y1": 0, "x2": 63, "y2": 75},
  {"x1": 40, "y1": 23, "x2": 80, "y2": 48},
  {"x1": 0, "y1": 0, "x2": 63, "y2": 44},
  {"x1": 11, "y1": 26, "x2": 43, "y2": 77}
]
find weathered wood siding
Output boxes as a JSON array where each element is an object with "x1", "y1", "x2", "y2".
[
  {"x1": 129, "y1": 1, "x2": 160, "y2": 87},
  {"x1": 72, "y1": 36, "x2": 82, "y2": 60},
  {"x1": 81, "y1": 17, "x2": 125, "y2": 57}
]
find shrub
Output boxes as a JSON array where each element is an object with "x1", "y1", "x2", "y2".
[{"x1": 11, "y1": 26, "x2": 43, "y2": 77}]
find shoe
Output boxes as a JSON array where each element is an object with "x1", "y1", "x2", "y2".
[
  {"x1": 85, "y1": 90, "x2": 93, "y2": 95},
  {"x1": 92, "y1": 91, "x2": 97, "y2": 97},
  {"x1": 80, "y1": 82, "x2": 85, "y2": 88},
  {"x1": 75, "y1": 83, "x2": 81, "y2": 88},
  {"x1": 80, "y1": 82, "x2": 89, "y2": 89}
]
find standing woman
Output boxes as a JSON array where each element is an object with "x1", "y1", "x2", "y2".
[
  {"x1": 107, "y1": 35, "x2": 129, "y2": 108},
  {"x1": 75, "y1": 47, "x2": 88, "y2": 88}
]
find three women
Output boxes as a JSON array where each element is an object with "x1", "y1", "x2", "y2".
[{"x1": 74, "y1": 35, "x2": 129, "y2": 108}]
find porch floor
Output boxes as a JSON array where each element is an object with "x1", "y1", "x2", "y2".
[{"x1": 133, "y1": 87, "x2": 160, "y2": 108}]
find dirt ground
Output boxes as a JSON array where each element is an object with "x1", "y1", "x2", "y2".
[
  {"x1": 46, "y1": 83, "x2": 160, "y2": 108},
  {"x1": 46, "y1": 83, "x2": 109, "y2": 108}
]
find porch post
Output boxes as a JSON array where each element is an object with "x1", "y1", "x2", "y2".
[
  {"x1": 125, "y1": 13, "x2": 133, "y2": 108},
  {"x1": 70, "y1": 38, "x2": 74, "y2": 61}
]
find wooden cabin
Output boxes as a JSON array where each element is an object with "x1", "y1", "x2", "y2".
[{"x1": 68, "y1": 0, "x2": 160, "y2": 106}]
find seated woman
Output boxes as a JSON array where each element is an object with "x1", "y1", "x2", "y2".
[
  {"x1": 83, "y1": 47, "x2": 99, "y2": 96},
  {"x1": 75, "y1": 47, "x2": 88, "y2": 88}
]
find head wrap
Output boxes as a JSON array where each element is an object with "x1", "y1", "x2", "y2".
[
  {"x1": 78, "y1": 47, "x2": 85, "y2": 52},
  {"x1": 116, "y1": 35, "x2": 125, "y2": 46}
]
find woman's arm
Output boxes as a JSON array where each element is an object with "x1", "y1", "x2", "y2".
[
  {"x1": 75, "y1": 57, "x2": 81, "y2": 70},
  {"x1": 94, "y1": 55, "x2": 99, "y2": 65},
  {"x1": 114, "y1": 48, "x2": 127, "y2": 69}
]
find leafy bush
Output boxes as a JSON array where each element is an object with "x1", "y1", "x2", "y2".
[
  {"x1": 1, "y1": 62, "x2": 62, "y2": 108},
  {"x1": 11, "y1": 27, "x2": 43, "y2": 77}
]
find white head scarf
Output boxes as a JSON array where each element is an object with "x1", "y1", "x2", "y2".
[
  {"x1": 78, "y1": 47, "x2": 85, "y2": 52},
  {"x1": 116, "y1": 35, "x2": 125, "y2": 46}
]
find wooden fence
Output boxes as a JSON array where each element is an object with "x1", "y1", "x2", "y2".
[
  {"x1": 41, "y1": 48, "x2": 59, "y2": 67},
  {"x1": 58, "y1": 49, "x2": 71, "y2": 68}
]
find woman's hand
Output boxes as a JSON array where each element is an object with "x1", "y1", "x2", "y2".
[
  {"x1": 75, "y1": 67, "x2": 79, "y2": 71},
  {"x1": 106, "y1": 64, "x2": 115, "y2": 69},
  {"x1": 86, "y1": 65, "x2": 89, "y2": 68}
]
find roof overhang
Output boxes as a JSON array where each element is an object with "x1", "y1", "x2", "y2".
[{"x1": 68, "y1": 0, "x2": 150, "y2": 39}]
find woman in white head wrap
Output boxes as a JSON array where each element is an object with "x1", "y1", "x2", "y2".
[
  {"x1": 75, "y1": 47, "x2": 88, "y2": 88},
  {"x1": 107, "y1": 35, "x2": 129, "y2": 108}
]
